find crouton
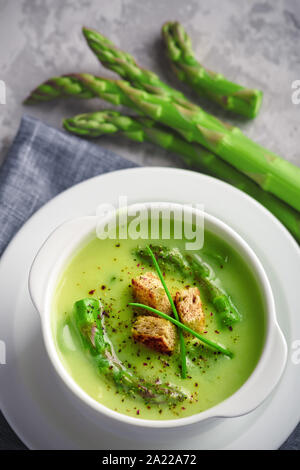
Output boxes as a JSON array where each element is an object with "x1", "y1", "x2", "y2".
[
  {"x1": 132, "y1": 315, "x2": 176, "y2": 354},
  {"x1": 174, "y1": 287, "x2": 205, "y2": 333},
  {"x1": 131, "y1": 272, "x2": 171, "y2": 315}
]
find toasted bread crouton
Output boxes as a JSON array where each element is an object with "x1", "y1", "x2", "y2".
[
  {"x1": 175, "y1": 287, "x2": 205, "y2": 333},
  {"x1": 132, "y1": 315, "x2": 176, "y2": 354},
  {"x1": 131, "y1": 272, "x2": 171, "y2": 315}
]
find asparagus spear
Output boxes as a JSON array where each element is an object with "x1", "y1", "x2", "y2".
[
  {"x1": 162, "y1": 22, "x2": 263, "y2": 119},
  {"x1": 83, "y1": 24, "x2": 262, "y2": 119},
  {"x1": 134, "y1": 245, "x2": 241, "y2": 327},
  {"x1": 73, "y1": 298, "x2": 187, "y2": 404},
  {"x1": 187, "y1": 254, "x2": 242, "y2": 327},
  {"x1": 82, "y1": 27, "x2": 184, "y2": 100},
  {"x1": 79, "y1": 29, "x2": 300, "y2": 211},
  {"x1": 24, "y1": 73, "x2": 134, "y2": 108},
  {"x1": 82, "y1": 26, "x2": 229, "y2": 133},
  {"x1": 63, "y1": 111, "x2": 300, "y2": 243},
  {"x1": 25, "y1": 74, "x2": 300, "y2": 212},
  {"x1": 133, "y1": 245, "x2": 191, "y2": 277}
]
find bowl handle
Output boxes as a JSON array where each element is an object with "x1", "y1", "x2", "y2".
[
  {"x1": 216, "y1": 323, "x2": 287, "y2": 418},
  {"x1": 29, "y1": 216, "x2": 96, "y2": 315}
]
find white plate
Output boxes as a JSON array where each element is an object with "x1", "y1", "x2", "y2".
[{"x1": 0, "y1": 167, "x2": 299, "y2": 450}]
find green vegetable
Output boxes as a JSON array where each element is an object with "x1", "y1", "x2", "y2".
[
  {"x1": 25, "y1": 72, "x2": 300, "y2": 212},
  {"x1": 63, "y1": 110, "x2": 300, "y2": 243},
  {"x1": 135, "y1": 245, "x2": 241, "y2": 327},
  {"x1": 24, "y1": 73, "x2": 134, "y2": 108},
  {"x1": 133, "y1": 244, "x2": 191, "y2": 277},
  {"x1": 73, "y1": 298, "x2": 186, "y2": 404},
  {"x1": 186, "y1": 254, "x2": 242, "y2": 326},
  {"x1": 145, "y1": 245, "x2": 187, "y2": 379},
  {"x1": 120, "y1": 81, "x2": 300, "y2": 213},
  {"x1": 162, "y1": 21, "x2": 263, "y2": 119},
  {"x1": 81, "y1": 26, "x2": 237, "y2": 133},
  {"x1": 128, "y1": 302, "x2": 233, "y2": 358},
  {"x1": 77, "y1": 26, "x2": 300, "y2": 211},
  {"x1": 82, "y1": 26, "x2": 184, "y2": 100}
]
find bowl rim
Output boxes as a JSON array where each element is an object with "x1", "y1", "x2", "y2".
[{"x1": 29, "y1": 201, "x2": 286, "y2": 429}]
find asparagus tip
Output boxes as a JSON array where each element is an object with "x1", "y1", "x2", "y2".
[{"x1": 82, "y1": 25, "x2": 92, "y2": 36}]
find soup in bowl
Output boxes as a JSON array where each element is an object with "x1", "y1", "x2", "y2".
[{"x1": 29, "y1": 202, "x2": 287, "y2": 437}]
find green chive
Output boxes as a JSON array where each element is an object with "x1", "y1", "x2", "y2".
[
  {"x1": 128, "y1": 302, "x2": 233, "y2": 359},
  {"x1": 145, "y1": 245, "x2": 187, "y2": 378}
]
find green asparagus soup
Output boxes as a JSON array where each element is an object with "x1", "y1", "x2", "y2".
[{"x1": 52, "y1": 231, "x2": 266, "y2": 420}]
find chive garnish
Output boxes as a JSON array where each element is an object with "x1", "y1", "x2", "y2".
[
  {"x1": 145, "y1": 245, "x2": 187, "y2": 378},
  {"x1": 129, "y1": 302, "x2": 233, "y2": 359}
]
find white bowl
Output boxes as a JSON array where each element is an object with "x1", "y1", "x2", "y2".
[{"x1": 28, "y1": 202, "x2": 287, "y2": 440}]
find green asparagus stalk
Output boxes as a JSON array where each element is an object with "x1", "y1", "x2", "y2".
[
  {"x1": 62, "y1": 111, "x2": 300, "y2": 243},
  {"x1": 123, "y1": 83, "x2": 300, "y2": 214},
  {"x1": 25, "y1": 74, "x2": 300, "y2": 212},
  {"x1": 83, "y1": 24, "x2": 262, "y2": 119},
  {"x1": 162, "y1": 22, "x2": 263, "y2": 119},
  {"x1": 134, "y1": 245, "x2": 192, "y2": 277},
  {"x1": 82, "y1": 26, "x2": 230, "y2": 133},
  {"x1": 189, "y1": 254, "x2": 241, "y2": 327},
  {"x1": 134, "y1": 245, "x2": 241, "y2": 327},
  {"x1": 82, "y1": 26, "x2": 184, "y2": 100},
  {"x1": 73, "y1": 298, "x2": 187, "y2": 404},
  {"x1": 24, "y1": 73, "x2": 134, "y2": 108},
  {"x1": 77, "y1": 26, "x2": 300, "y2": 211}
]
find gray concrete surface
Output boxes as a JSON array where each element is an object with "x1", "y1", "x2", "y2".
[{"x1": 0, "y1": 0, "x2": 299, "y2": 450}]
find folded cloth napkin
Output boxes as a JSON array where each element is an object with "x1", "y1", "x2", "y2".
[
  {"x1": 0, "y1": 114, "x2": 137, "y2": 257},
  {"x1": 0, "y1": 115, "x2": 298, "y2": 450}
]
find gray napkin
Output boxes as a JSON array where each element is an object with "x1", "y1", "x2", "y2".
[
  {"x1": 0, "y1": 115, "x2": 298, "y2": 450},
  {"x1": 0, "y1": 114, "x2": 137, "y2": 257}
]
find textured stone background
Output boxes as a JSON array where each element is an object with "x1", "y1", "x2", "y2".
[{"x1": 0, "y1": 0, "x2": 299, "y2": 450}]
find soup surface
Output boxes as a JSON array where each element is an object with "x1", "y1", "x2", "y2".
[{"x1": 52, "y1": 230, "x2": 266, "y2": 420}]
